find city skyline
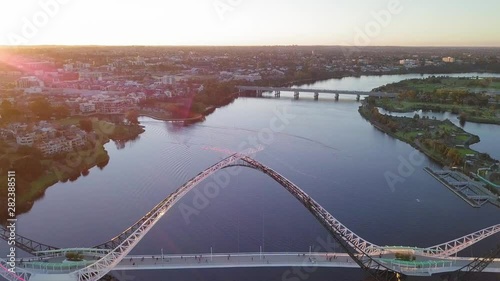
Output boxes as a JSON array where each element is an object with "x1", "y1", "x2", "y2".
[{"x1": 0, "y1": 0, "x2": 499, "y2": 47}]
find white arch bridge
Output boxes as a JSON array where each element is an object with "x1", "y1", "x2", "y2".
[{"x1": 1, "y1": 154, "x2": 499, "y2": 281}]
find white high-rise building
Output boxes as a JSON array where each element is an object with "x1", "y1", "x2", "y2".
[
  {"x1": 161, "y1": 75, "x2": 176, "y2": 85},
  {"x1": 442, "y1": 57, "x2": 455, "y2": 63},
  {"x1": 17, "y1": 76, "x2": 44, "y2": 88}
]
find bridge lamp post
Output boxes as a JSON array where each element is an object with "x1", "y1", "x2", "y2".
[
  {"x1": 161, "y1": 248, "x2": 163, "y2": 262},
  {"x1": 210, "y1": 247, "x2": 213, "y2": 262},
  {"x1": 260, "y1": 246, "x2": 262, "y2": 260}
]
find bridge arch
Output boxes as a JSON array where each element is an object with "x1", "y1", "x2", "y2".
[
  {"x1": 70, "y1": 154, "x2": 400, "y2": 281},
  {"x1": 2, "y1": 155, "x2": 499, "y2": 281}
]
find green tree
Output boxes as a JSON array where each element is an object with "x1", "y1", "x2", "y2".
[
  {"x1": 17, "y1": 146, "x2": 43, "y2": 158},
  {"x1": 459, "y1": 113, "x2": 467, "y2": 127},
  {"x1": 0, "y1": 156, "x2": 11, "y2": 173},
  {"x1": 52, "y1": 106, "x2": 70, "y2": 119},
  {"x1": 79, "y1": 119, "x2": 93, "y2": 132},
  {"x1": 125, "y1": 110, "x2": 139, "y2": 125},
  {"x1": 12, "y1": 156, "x2": 43, "y2": 181},
  {"x1": 30, "y1": 97, "x2": 53, "y2": 119},
  {"x1": 65, "y1": 252, "x2": 84, "y2": 261},
  {"x1": 1, "y1": 100, "x2": 12, "y2": 113},
  {"x1": 96, "y1": 154, "x2": 110, "y2": 170},
  {"x1": 0, "y1": 100, "x2": 21, "y2": 121},
  {"x1": 81, "y1": 169, "x2": 90, "y2": 177},
  {"x1": 190, "y1": 102, "x2": 206, "y2": 114}
]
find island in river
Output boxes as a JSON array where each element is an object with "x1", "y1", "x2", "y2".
[{"x1": 359, "y1": 76, "x2": 500, "y2": 198}]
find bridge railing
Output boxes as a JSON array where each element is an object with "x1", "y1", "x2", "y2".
[
  {"x1": 378, "y1": 259, "x2": 457, "y2": 275},
  {"x1": 9, "y1": 249, "x2": 110, "y2": 276},
  {"x1": 32, "y1": 248, "x2": 111, "y2": 259},
  {"x1": 18, "y1": 261, "x2": 93, "y2": 274},
  {"x1": 34, "y1": 248, "x2": 111, "y2": 256}
]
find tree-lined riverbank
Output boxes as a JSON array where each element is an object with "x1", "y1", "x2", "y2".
[
  {"x1": 358, "y1": 102, "x2": 496, "y2": 169},
  {"x1": 0, "y1": 117, "x2": 144, "y2": 223}
]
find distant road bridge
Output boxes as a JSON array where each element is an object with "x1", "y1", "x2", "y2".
[{"x1": 236, "y1": 86, "x2": 398, "y2": 101}]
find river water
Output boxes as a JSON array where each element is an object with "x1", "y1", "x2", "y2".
[{"x1": 2, "y1": 73, "x2": 499, "y2": 281}]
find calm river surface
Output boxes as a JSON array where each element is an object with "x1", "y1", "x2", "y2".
[{"x1": 2, "y1": 73, "x2": 499, "y2": 281}]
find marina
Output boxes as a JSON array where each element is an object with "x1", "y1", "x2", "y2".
[{"x1": 424, "y1": 168, "x2": 500, "y2": 208}]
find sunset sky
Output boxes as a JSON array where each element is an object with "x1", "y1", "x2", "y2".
[{"x1": 1, "y1": 0, "x2": 499, "y2": 46}]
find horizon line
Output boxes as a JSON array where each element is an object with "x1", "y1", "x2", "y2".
[{"x1": 1, "y1": 44, "x2": 500, "y2": 49}]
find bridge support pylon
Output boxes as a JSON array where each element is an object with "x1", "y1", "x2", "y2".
[
  {"x1": 335, "y1": 94, "x2": 339, "y2": 101},
  {"x1": 356, "y1": 95, "x2": 360, "y2": 102},
  {"x1": 294, "y1": 91, "x2": 299, "y2": 100},
  {"x1": 314, "y1": 92, "x2": 319, "y2": 100},
  {"x1": 275, "y1": 91, "x2": 280, "y2": 97}
]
